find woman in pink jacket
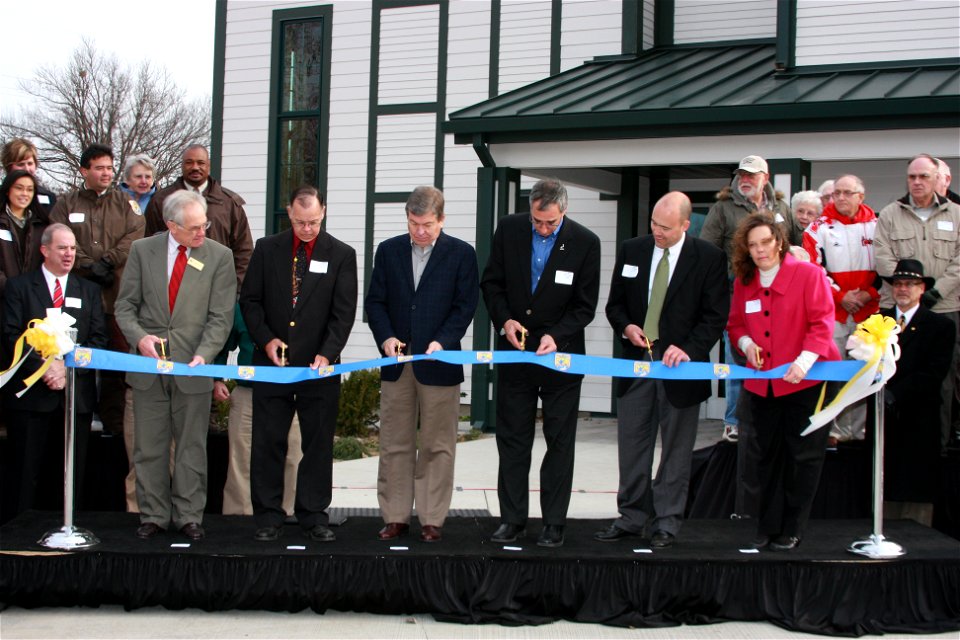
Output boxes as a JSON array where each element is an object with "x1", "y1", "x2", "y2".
[{"x1": 727, "y1": 213, "x2": 840, "y2": 551}]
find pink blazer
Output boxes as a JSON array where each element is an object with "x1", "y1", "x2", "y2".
[{"x1": 727, "y1": 252, "x2": 840, "y2": 397}]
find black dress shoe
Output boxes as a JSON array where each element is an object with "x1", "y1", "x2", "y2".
[
  {"x1": 751, "y1": 534, "x2": 771, "y2": 549},
  {"x1": 136, "y1": 522, "x2": 165, "y2": 539},
  {"x1": 594, "y1": 523, "x2": 640, "y2": 542},
  {"x1": 769, "y1": 535, "x2": 800, "y2": 551},
  {"x1": 180, "y1": 522, "x2": 205, "y2": 540},
  {"x1": 536, "y1": 524, "x2": 564, "y2": 548},
  {"x1": 649, "y1": 530, "x2": 675, "y2": 548},
  {"x1": 305, "y1": 524, "x2": 336, "y2": 542},
  {"x1": 490, "y1": 523, "x2": 525, "y2": 543},
  {"x1": 254, "y1": 525, "x2": 282, "y2": 541}
]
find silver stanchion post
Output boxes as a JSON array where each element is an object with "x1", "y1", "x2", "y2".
[
  {"x1": 848, "y1": 386, "x2": 904, "y2": 559},
  {"x1": 39, "y1": 334, "x2": 99, "y2": 550}
]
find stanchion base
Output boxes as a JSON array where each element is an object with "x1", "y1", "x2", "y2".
[
  {"x1": 38, "y1": 525, "x2": 100, "y2": 550},
  {"x1": 848, "y1": 534, "x2": 905, "y2": 559}
]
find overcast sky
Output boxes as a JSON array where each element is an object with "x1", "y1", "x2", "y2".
[{"x1": 0, "y1": 0, "x2": 215, "y2": 116}]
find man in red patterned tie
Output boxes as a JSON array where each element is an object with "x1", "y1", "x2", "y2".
[
  {"x1": 1, "y1": 223, "x2": 107, "y2": 522},
  {"x1": 115, "y1": 191, "x2": 236, "y2": 540}
]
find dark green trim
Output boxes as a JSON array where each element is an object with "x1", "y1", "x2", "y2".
[
  {"x1": 621, "y1": 0, "x2": 640, "y2": 55},
  {"x1": 266, "y1": 5, "x2": 333, "y2": 233},
  {"x1": 550, "y1": 0, "x2": 562, "y2": 76},
  {"x1": 775, "y1": 0, "x2": 797, "y2": 70},
  {"x1": 210, "y1": 0, "x2": 228, "y2": 179},
  {"x1": 489, "y1": 0, "x2": 501, "y2": 98},
  {"x1": 789, "y1": 57, "x2": 960, "y2": 74},
  {"x1": 767, "y1": 158, "x2": 812, "y2": 194},
  {"x1": 609, "y1": 167, "x2": 640, "y2": 414},
  {"x1": 654, "y1": 0, "x2": 674, "y2": 47},
  {"x1": 364, "y1": 0, "x2": 449, "y2": 300},
  {"x1": 473, "y1": 135, "x2": 495, "y2": 167}
]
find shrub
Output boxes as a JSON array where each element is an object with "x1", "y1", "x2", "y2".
[
  {"x1": 333, "y1": 436, "x2": 365, "y2": 460},
  {"x1": 337, "y1": 369, "x2": 380, "y2": 437}
]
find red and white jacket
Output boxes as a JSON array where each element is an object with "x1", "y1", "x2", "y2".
[{"x1": 802, "y1": 203, "x2": 879, "y2": 324}]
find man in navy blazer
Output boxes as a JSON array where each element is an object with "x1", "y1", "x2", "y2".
[
  {"x1": 240, "y1": 185, "x2": 357, "y2": 543},
  {"x1": 2, "y1": 223, "x2": 107, "y2": 520},
  {"x1": 481, "y1": 178, "x2": 601, "y2": 548},
  {"x1": 597, "y1": 191, "x2": 728, "y2": 548},
  {"x1": 364, "y1": 186, "x2": 479, "y2": 543}
]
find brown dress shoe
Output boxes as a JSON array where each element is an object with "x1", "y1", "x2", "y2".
[
  {"x1": 420, "y1": 525, "x2": 442, "y2": 542},
  {"x1": 378, "y1": 522, "x2": 410, "y2": 540},
  {"x1": 180, "y1": 522, "x2": 205, "y2": 540},
  {"x1": 136, "y1": 522, "x2": 165, "y2": 539}
]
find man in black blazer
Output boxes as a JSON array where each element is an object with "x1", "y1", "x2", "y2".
[
  {"x1": 597, "y1": 191, "x2": 728, "y2": 548},
  {"x1": 240, "y1": 185, "x2": 357, "y2": 543},
  {"x1": 364, "y1": 186, "x2": 479, "y2": 543},
  {"x1": 2, "y1": 223, "x2": 107, "y2": 520},
  {"x1": 881, "y1": 259, "x2": 956, "y2": 526},
  {"x1": 481, "y1": 178, "x2": 601, "y2": 548}
]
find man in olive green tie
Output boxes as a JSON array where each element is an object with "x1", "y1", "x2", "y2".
[{"x1": 597, "y1": 192, "x2": 729, "y2": 548}]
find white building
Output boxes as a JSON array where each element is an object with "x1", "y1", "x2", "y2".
[{"x1": 213, "y1": 0, "x2": 960, "y2": 426}]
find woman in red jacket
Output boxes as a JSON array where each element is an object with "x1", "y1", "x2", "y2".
[{"x1": 727, "y1": 213, "x2": 840, "y2": 551}]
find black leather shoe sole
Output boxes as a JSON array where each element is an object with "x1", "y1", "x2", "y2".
[
  {"x1": 305, "y1": 525, "x2": 336, "y2": 542},
  {"x1": 594, "y1": 524, "x2": 640, "y2": 542},
  {"x1": 490, "y1": 524, "x2": 525, "y2": 543}
]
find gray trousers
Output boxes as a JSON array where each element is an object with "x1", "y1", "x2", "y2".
[
  {"x1": 133, "y1": 378, "x2": 212, "y2": 529},
  {"x1": 614, "y1": 378, "x2": 700, "y2": 536}
]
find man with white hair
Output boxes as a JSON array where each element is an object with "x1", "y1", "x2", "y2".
[{"x1": 935, "y1": 157, "x2": 960, "y2": 204}]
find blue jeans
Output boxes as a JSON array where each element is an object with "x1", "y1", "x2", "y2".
[{"x1": 723, "y1": 331, "x2": 742, "y2": 426}]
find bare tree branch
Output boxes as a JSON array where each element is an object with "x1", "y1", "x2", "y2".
[{"x1": 0, "y1": 37, "x2": 210, "y2": 191}]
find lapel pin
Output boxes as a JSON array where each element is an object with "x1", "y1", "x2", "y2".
[{"x1": 559, "y1": 244, "x2": 565, "y2": 251}]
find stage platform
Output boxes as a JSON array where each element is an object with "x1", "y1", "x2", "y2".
[{"x1": 1, "y1": 511, "x2": 957, "y2": 636}]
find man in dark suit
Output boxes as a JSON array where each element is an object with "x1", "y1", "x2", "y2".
[
  {"x1": 481, "y1": 178, "x2": 601, "y2": 548},
  {"x1": 597, "y1": 191, "x2": 728, "y2": 548},
  {"x1": 881, "y1": 259, "x2": 956, "y2": 526},
  {"x1": 115, "y1": 190, "x2": 236, "y2": 540},
  {"x1": 240, "y1": 185, "x2": 357, "y2": 543},
  {"x1": 2, "y1": 223, "x2": 107, "y2": 521},
  {"x1": 364, "y1": 186, "x2": 479, "y2": 543}
]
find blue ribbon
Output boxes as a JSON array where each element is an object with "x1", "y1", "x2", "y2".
[{"x1": 66, "y1": 347, "x2": 863, "y2": 383}]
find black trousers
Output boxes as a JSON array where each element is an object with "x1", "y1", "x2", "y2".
[
  {"x1": 250, "y1": 380, "x2": 339, "y2": 529},
  {"x1": 494, "y1": 363, "x2": 583, "y2": 526},
  {"x1": 749, "y1": 384, "x2": 830, "y2": 539},
  {"x1": 2, "y1": 407, "x2": 92, "y2": 519}
]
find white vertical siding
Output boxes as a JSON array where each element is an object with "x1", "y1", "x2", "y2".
[
  {"x1": 378, "y1": 4, "x2": 440, "y2": 104},
  {"x1": 498, "y1": 1, "x2": 552, "y2": 93},
  {"x1": 674, "y1": 0, "x2": 776, "y2": 44},
  {"x1": 560, "y1": 0, "x2": 623, "y2": 71},
  {"x1": 796, "y1": 0, "x2": 960, "y2": 66}
]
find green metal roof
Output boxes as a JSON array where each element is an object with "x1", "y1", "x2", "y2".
[{"x1": 445, "y1": 43, "x2": 960, "y2": 144}]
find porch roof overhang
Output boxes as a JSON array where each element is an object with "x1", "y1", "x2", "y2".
[{"x1": 444, "y1": 42, "x2": 960, "y2": 146}]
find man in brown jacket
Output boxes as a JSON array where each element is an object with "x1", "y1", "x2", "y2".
[{"x1": 145, "y1": 144, "x2": 252, "y2": 286}]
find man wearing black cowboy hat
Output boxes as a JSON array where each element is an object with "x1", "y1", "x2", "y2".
[{"x1": 881, "y1": 259, "x2": 956, "y2": 526}]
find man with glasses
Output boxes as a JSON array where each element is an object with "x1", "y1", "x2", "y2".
[
  {"x1": 802, "y1": 175, "x2": 878, "y2": 445},
  {"x1": 115, "y1": 190, "x2": 236, "y2": 540},
  {"x1": 145, "y1": 144, "x2": 252, "y2": 287},
  {"x1": 875, "y1": 154, "x2": 960, "y2": 451},
  {"x1": 481, "y1": 178, "x2": 601, "y2": 548},
  {"x1": 240, "y1": 186, "x2": 357, "y2": 543},
  {"x1": 880, "y1": 259, "x2": 955, "y2": 525}
]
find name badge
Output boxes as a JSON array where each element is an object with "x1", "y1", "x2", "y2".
[
  {"x1": 37, "y1": 194, "x2": 50, "y2": 205},
  {"x1": 68, "y1": 212, "x2": 85, "y2": 223},
  {"x1": 745, "y1": 299, "x2": 762, "y2": 314},
  {"x1": 187, "y1": 257, "x2": 204, "y2": 271},
  {"x1": 554, "y1": 270, "x2": 574, "y2": 285},
  {"x1": 65, "y1": 296, "x2": 82, "y2": 309},
  {"x1": 0, "y1": 230, "x2": 11, "y2": 242},
  {"x1": 309, "y1": 260, "x2": 328, "y2": 274},
  {"x1": 774, "y1": 213, "x2": 785, "y2": 224},
  {"x1": 937, "y1": 220, "x2": 955, "y2": 232},
  {"x1": 621, "y1": 264, "x2": 639, "y2": 278}
]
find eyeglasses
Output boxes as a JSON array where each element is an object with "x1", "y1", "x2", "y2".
[
  {"x1": 177, "y1": 220, "x2": 211, "y2": 233},
  {"x1": 832, "y1": 189, "x2": 862, "y2": 198},
  {"x1": 290, "y1": 219, "x2": 322, "y2": 229}
]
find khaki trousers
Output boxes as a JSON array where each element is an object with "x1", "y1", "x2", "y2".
[
  {"x1": 377, "y1": 365, "x2": 460, "y2": 527},
  {"x1": 222, "y1": 385, "x2": 302, "y2": 516}
]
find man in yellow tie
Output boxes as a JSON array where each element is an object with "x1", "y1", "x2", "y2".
[{"x1": 598, "y1": 192, "x2": 729, "y2": 548}]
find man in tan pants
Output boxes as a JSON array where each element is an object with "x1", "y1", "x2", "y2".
[{"x1": 363, "y1": 187, "x2": 479, "y2": 543}]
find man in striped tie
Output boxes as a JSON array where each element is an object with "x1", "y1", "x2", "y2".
[{"x1": 1, "y1": 223, "x2": 108, "y2": 522}]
